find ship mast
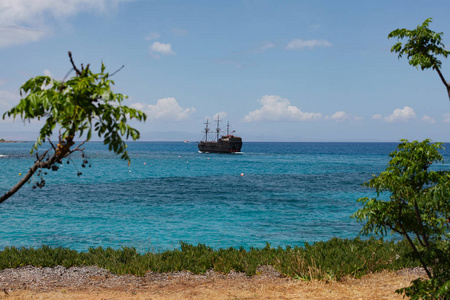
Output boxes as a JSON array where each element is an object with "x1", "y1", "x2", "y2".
[
  {"x1": 216, "y1": 116, "x2": 221, "y2": 141},
  {"x1": 203, "y1": 119, "x2": 210, "y2": 141},
  {"x1": 227, "y1": 121, "x2": 230, "y2": 135}
]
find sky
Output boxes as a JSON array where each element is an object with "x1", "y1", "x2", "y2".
[{"x1": 1, "y1": 0, "x2": 450, "y2": 142}]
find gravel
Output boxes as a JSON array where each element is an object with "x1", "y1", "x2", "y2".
[{"x1": 0, "y1": 265, "x2": 284, "y2": 293}]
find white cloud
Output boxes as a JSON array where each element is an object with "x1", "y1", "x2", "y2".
[
  {"x1": 324, "y1": 111, "x2": 362, "y2": 122},
  {"x1": 244, "y1": 95, "x2": 322, "y2": 122},
  {"x1": 131, "y1": 97, "x2": 194, "y2": 121},
  {"x1": 286, "y1": 39, "x2": 332, "y2": 50},
  {"x1": 384, "y1": 106, "x2": 416, "y2": 123},
  {"x1": 253, "y1": 41, "x2": 275, "y2": 53},
  {"x1": 328, "y1": 111, "x2": 350, "y2": 122},
  {"x1": 149, "y1": 41, "x2": 175, "y2": 58},
  {"x1": 421, "y1": 115, "x2": 436, "y2": 124},
  {"x1": 443, "y1": 114, "x2": 450, "y2": 123},
  {"x1": 212, "y1": 111, "x2": 227, "y2": 121},
  {"x1": 0, "y1": 25, "x2": 47, "y2": 48},
  {"x1": 372, "y1": 114, "x2": 382, "y2": 120},
  {"x1": 145, "y1": 32, "x2": 160, "y2": 41},
  {"x1": 0, "y1": 0, "x2": 131, "y2": 48}
]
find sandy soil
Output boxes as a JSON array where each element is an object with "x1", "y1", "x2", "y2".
[{"x1": 0, "y1": 266, "x2": 425, "y2": 300}]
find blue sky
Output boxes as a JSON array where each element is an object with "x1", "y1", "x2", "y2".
[{"x1": 1, "y1": 0, "x2": 450, "y2": 142}]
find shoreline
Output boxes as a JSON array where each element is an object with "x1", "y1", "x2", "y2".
[{"x1": 0, "y1": 139, "x2": 25, "y2": 143}]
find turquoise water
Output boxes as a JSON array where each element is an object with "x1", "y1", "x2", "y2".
[{"x1": 1, "y1": 142, "x2": 448, "y2": 252}]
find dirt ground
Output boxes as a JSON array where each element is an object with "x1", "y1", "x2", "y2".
[{"x1": 0, "y1": 266, "x2": 424, "y2": 300}]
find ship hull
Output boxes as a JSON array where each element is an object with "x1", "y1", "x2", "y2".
[{"x1": 198, "y1": 137, "x2": 242, "y2": 153}]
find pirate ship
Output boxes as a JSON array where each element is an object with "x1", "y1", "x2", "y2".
[{"x1": 198, "y1": 117, "x2": 242, "y2": 153}]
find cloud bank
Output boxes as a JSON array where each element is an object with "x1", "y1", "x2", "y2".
[
  {"x1": 132, "y1": 97, "x2": 194, "y2": 121},
  {"x1": 244, "y1": 95, "x2": 322, "y2": 122},
  {"x1": 0, "y1": 0, "x2": 130, "y2": 48},
  {"x1": 421, "y1": 115, "x2": 436, "y2": 124},
  {"x1": 326, "y1": 111, "x2": 350, "y2": 122}
]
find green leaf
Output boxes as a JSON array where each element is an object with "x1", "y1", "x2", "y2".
[{"x1": 2, "y1": 54, "x2": 147, "y2": 157}]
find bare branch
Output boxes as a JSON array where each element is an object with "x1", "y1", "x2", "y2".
[
  {"x1": 110, "y1": 65, "x2": 125, "y2": 77},
  {"x1": 68, "y1": 51, "x2": 82, "y2": 76},
  {"x1": 71, "y1": 140, "x2": 87, "y2": 152},
  {"x1": 48, "y1": 138, "x2": 56, "y2": 150}
]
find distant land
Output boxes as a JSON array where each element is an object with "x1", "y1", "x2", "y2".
[{"x1": 0, "y1": 138, "x2": 22, "y2": 143}]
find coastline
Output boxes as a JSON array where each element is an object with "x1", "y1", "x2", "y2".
[{"x1": 0, "y1": 139, "x2": 24, "y2": 143}]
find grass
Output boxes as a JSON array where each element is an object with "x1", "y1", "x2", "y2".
[{"x1": 0, "y1": 237, "x2": 420, "y2": 280}]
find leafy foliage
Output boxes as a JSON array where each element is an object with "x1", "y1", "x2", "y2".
[
  {"x1": 388, "y1": 18, "x2": 450, "y2": 100},
  {"x1": 388, "y1": 18, "x2": 449, "y2": 70},
  {"x1": 3, "y1": 59, "x2": 146, "y2": 161},
  {"x1": 352, "y1": 139, "x2": 450, "y2": 299}
]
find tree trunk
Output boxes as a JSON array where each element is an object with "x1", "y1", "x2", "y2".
[{"x1": 435, "y1": 68, "x2": 450, "y2": 101}]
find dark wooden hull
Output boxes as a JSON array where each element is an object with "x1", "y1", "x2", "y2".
[{"x1": 198, "y1": 137, "x2": 242, "y2": 153}]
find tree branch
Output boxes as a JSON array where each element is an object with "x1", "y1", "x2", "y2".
[
  {"x1": 110, "y1": 65, "x2": 125, "y2": 77},
  {"x1": 68, "y1": 51, "x2": 82, "y2": 76},
  {"x1": 434, "y1": 67, "x2": 450, "y2": 100},
  {"x1": 398, "y1": 203, "x2": 432, "y2": 278},
  {"x1": 0, "y1": 152, "x2": 59, "y2": 204},
  {"x1": 69, "y1": 140, "x2": 87, "y2": 154},
  {"x1": 413, "y1": 198, "x2": 430, "y2": 249}
]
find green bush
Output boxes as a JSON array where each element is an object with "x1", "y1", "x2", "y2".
[{"x1": 0, "y1": 237, "x2": 419, "y2": 280}]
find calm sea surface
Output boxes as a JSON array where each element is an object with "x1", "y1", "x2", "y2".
[{"x1": 1, "y1": 142, "x2": 448, "y2": 252}]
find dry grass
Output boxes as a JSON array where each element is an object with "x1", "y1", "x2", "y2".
[{"x1": 0, "y1": 268, "x2": 423, "y2": 300}]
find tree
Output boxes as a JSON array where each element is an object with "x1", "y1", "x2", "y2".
[
  {"x1": 352, "y1": 139, "x2": 450, "y2": 299},
  {"x1": 389, "y1": 18, "x2": 450, "y2": 100},
  {"x1": 0, "y1": 52, "x2": 147, "y2": 204}
]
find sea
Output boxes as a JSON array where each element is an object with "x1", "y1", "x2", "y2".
[{"x1": 0, "y1": 141, "x2": 448, "y2": 253}]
